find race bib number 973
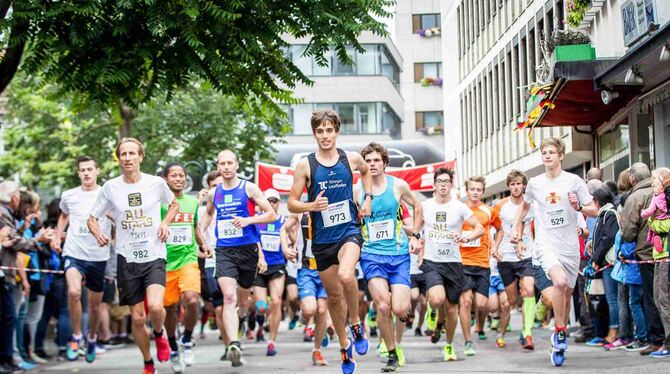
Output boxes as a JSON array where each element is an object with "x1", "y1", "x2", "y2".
[{"x1": 321, "y1": 201, "x2": 352, "y2": 228}]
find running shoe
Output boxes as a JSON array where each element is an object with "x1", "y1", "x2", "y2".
[
  {"x1": 442, "y1": 343, "x2": 457, "y2": 361},
  {"x1": 377, "y1": 341, "x2": 389, "y2": 358},
  {"x1": 245, "y1": 329, "x2": 254, "y2": 340},
  {"x1": 143, "y1": 363, "x2": 156, "y2": 374},
  {"x1": 95, "y1": 342, "x2": 106, "y2": 355},
  {"x1": 496, "y1": 336, "x2": 506, "y2": 348},
  {"x1": 585, "y1": 337, "x2": 606, "y2": 347},
  {"x1": 477, "y1": 331, "x2": 487, "y2": 340},
  {"x1": 550, "y1": 331, "x2": 567, "y2": 367},
  {"x1": 304, "y1": 326, "x2": 315, "y2": 342},
  {"x1": 288, "y1": 316, "x2": 299, "y2": 330},
  {"x1": 18, "y1": 361, "x2": 38, "y2": 370},
  {"x1": 426, "y1": 306, "x2": 437, "y2": 331},
  {"x1": 30, "y1": 352, "x2": 48, "y2": 364},
  {"x1": 414, "y1": 327, "x2": 422, "y2": 337},
  {"x1": 256, "y1": 329, "x2": 265, "y2": 342},
  {"x1": 322, "y1": 333, "x2": 330, "y2": 348},
  {"x1": 350, "y1": 323, "x2": 369, "y2": 355},
  {"x1": 170, "y1": 351, "x2": 184, "y2": 373},
  {"x1": 523, "y1": 335, "x2": 535, "y2": 350},
  {"x1": 396, "y1": 345, "x2": 406, "y2": 367},
  {"x1": 341, "y1": 339, "x2": 357, "y2": 374},
  {"x1": 266, "y1": 341, "x2": 277, "y2": 356},
  {"x1": 464, "y1": 341, "x2": 476, "y2": 356},
  {"x1": 625, "y1": 340, "x2": 650, "y2": 352},
  {"x1": 85, "y1": 338, "x2": 97, "y2": 363},
  {"x1": 381, "y1": 354, "x2": 399, "y2": 372},
  {"x1": 370, "y1": 326, "x2": 378, "y2": 338},
  {"x1": 66, "y1": 338, "x2": 81, "y2": 361},
  {"x1": 180, "y1": 336, "x2": 194, "y2": 366},
  {"x1": 312, "y1": 350, "x2": 328, "y2": 366},
  {"x1": 228, "y1": 344, "x2": 243, "y2": 367},
  {"x1": 155, "y1": 331, "x2": 171, "y2": 363},
  {"x1": 430, "y1": 328, "x2": 442, "y2": 344},
  {"x1": 105, "y1": 336, "x2": 126, "y2": 349},
  {"x1": 220, "y1": 346, "x2": 228, "y2": 361},
  {"x1": 650, "y1": 349, "x2": 670, "y2": 358},
  {"x1": 490, "y1": 318, "x2": 500, "y2": 331},
  {"x1": 604, "y1": 338, "x2": 631, "y2": 351}
]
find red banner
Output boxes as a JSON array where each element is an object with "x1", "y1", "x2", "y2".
[{"x1": 255, "y1": 160, "x2": 456, "y2": 194}]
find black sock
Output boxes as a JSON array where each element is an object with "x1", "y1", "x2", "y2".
[
  {"x1": 168, "y1": 336, "x2": 178, "y2": 352},
  {"x1": 256, "y1": 314, "x2": 266, "y2": 327},
  {"x1": 144, "y1": 359, "x2": 154, "y2": 366},
  {"x1": 183, "y1": 330, "x2": 193, "y2": 343},
  {"x1": 388, "y1": 349, "x2": 397, "y2": 358},
  {"x1": 153, "y1": 329, "x2": 163, "y2": 338},
  {"x1": 436, "y1": 322, "x2": 444, "y2": 331}
]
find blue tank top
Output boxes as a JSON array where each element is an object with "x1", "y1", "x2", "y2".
[
  {"x1": 361, "y1": 176, "x2": 408, "y2": 255},
  {"x1": 307, "y1": 148, "x2": 360, "y2": 244},
  {"x1": 258, "y1": 215, "x2": 286, "y2": 266},
  {"x1": 213, "y1": 180, "x2": 260, "y2": 247}
]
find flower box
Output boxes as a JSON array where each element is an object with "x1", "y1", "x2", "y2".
[
  {"x1": 418, "y1": 27, "x2": 441, "y2": 38},
  {"x1": 552, "y1": 44, "x2": 596, "y2": 62},
  {"x1": 420, "y1": 77, "x2": 443, "y2": 87}
]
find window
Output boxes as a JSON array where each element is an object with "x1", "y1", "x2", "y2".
[
  {"x1": 333, "y1": 46, "x2": 355, "y2": 75},
  {"x1": 381, "y1": 48, "x2": 400, "y2": 86},
  {"x1": 286, "y1": 103, "x2": 400, "y2": 138},
  {"x1": 288, "y1": 44, "x2": 396, "y2": 82},
  {"x1": 412, "y1": 14, "x2": 441, "y2": 32},
  {"x1": 414, "y1": 62, "x2": 442, "y2": 82},
  {"x1": 415, "y1": 111, "x2": 444, "y2": 131},
  {"x1": 357, "y1": 45, "x2": 378, "y2": 75}
]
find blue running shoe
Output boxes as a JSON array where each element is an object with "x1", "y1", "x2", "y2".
[
  {"x1": 341, "y1": 338, "x2": 357, "y2": 374},
  {"x1": 650, "y1": 349, "x2": 670, "y2": 358},
  {"x1": 288, "y1": 316, "x2": 299, "y2": 330},
  {"x1": 550, "y1": 332, "x2": 567, "y2": 367},
  {"x1": 66, "y1": 338, "x2": 81, "y2": 361},
  {"x1": 322, "y1": 333, "x2": 330, "y2": 348},
  {"x1": 85, "y1": 339, "x2": 96, "y2": 363},
  {"x1": 350, "y1": 323, "x2": 369, "y2": 355}
]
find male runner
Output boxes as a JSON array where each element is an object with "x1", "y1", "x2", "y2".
[
  {"x1": 253, "y1": 188, "x2": 287, "y2": 356},
  {"x1": 491, "y1": 170, "x2": 536, "y2": 350},
  {"x1": 420, "y1": 167, "x2": 484, "y2": 362},
  {"x1": 55, "y1": 156, "x2": 112, "y2": 363},
  {"x1": 161, "y1": 163, "x2": 212, "y2": 372},
  {"x1": 199, "y1": 150, "x2": 276, "y2": 367},
  {"x1": 354, "y1": 142, "x2": 423, "y2": 372},
  {"x1": 288, "y1": 108, "x2": 372, "y2": 374},
  {"x1": 512, "y1": 137, "x2": 597, "y2": 366},
  {"x1": 281, "y1": 212, "x2": 329, "y2": 366},
  {"x1": 88, "y1": 138, "x2": 178, "y2": 374}
]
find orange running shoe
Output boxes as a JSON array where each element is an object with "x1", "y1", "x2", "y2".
[
  {"x1": 312, "y1": 350, "x2": 328, "y2": 366},
  {"x1": 523, "y1": 335, "x2": 535, "y2": 350}
]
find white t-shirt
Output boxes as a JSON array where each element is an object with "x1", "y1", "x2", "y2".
[
  {"x1": 524, "y1": 171, "x2": 592, "y2": 257},
  {"x1": 90, "y1": 173, "x2": 174, "y2": 264},
  {"x1": 422, "y1": 197, "x2": 473, "y2": 263},
  {"x1": 496, "y1": 197, "x2": 534, "y2": 262},
  {"x1": 60, "y1": 186, "x2": 112, "y2": 262},
  {"x1": 198, "y1": 205, "x2": 217, "y2": 269},
  {"x1": 410, "y1": 253, "x2": 422, "y2": 275}
]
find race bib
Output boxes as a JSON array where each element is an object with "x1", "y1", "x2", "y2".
[
  {"x1": 368, "y1": 219, "x2": 394, "y2": 242},
  {"x1": 428, "y1": 230, "x2": 460, "y2": 261},
  {"x1": 461, "y1": 230, "x2": 481, "y2": 248},
  {"x1": 167, "y1": 226, "x2": 193, "y2": 245},
  {"x1": 261, "y1": 235, "x2": 281, "y2": 252},
  {"x1": 217, "y1": 219, "x2": 243, "y2": 239},
  {"x1": 75, "y1": 224, "x2": 91, "y2": 237},
  {"x1": 545, "y1": 207, "x2": 569, "y2": 229},
  {"x1": 321, "y1": 200, "x2": 352, "y2": 228},
  {"x1": 126, "y1": 229, "x2": 155, "y2": 261}
]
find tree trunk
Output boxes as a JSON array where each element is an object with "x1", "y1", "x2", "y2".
[
  {"x1": 0, "y1": 12, "x2": 27, "y2": 95},
  {"x1": 118, "y1": 99, "x2": 135, "y2": 139}
]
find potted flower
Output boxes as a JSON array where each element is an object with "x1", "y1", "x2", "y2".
[
  {"x1": 546, "y1": 29, "x2": 595, "y2": 62},
  {"x1": 420, "y1": 77, "x2": 443, "y2": 87},
  {"x1": 418, "y1": 27, "x2": 441, "y2": 38}
]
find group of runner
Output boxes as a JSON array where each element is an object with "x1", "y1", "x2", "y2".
[{"x1": 53, "y1": 108, "x2": 597, "y2": 373}]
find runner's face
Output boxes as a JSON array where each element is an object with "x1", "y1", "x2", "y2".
[
  {"x1": 466, "y1": 181, "x2": 484, "y2": 202},
  {"x1": 77, "y1": 160, "x2": 99, "y2": 187},
  {"x1": 209, "y1": 176, "x2": 224, "y2": 189},
  {"x1": 217, "y1": 153, "x2": 238, "y2": 180},
  {"x1": 541, "y1": 145, "x2": 563, "y2": 170},
  {"x1": 268, "y1": 198, "x2": 280, "y2": 213},
  {"x1": 508, "y1": 179, "x2": 526, "y2": 198},
  {"x1": 313, "y1": 121, "x2": 338, "y2": 150},
  {"x1": 165, "y1": 166, "x2": 186, "y2": 192},
  {"x1": 364, "y1": 151, "x2": 385, "y2": 177},
  {"x1": 118, "y1": 142, "x2": 143, "y2": 173},
  {"x1": 434, "y1": 173, "x2": 452, "y2": 197}
]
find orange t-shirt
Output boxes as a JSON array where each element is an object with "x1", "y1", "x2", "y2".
[{"x1": 460, "y1": 203, "x2": 501, "y2": 267}]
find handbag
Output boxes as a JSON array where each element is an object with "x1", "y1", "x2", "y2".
[{"x1": 587, "y1": 278, "x2": 605, "y2": 295}]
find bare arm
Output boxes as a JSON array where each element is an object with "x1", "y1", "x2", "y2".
[
  {"x1": 88, "y1": 215, "x2": 109, "y2": 247},
  {"x1": 52, "y1": 212, "x2": 69, "y2": 252},
  {"x1": 158, "y1": 198, "x2": 180, "y2": 242},
  {"x1": 288, "y1": 159, "x2": 317, "y2": 214},
  {"x1": 193, "y1": 213, "x2": 212, "y2": 258},
  {"x1": 199, "y1": 189, "x2": 216, "y2": 233},
  {"x1": 349, "y1": 152, "x2": 372, "y2": 216},
  {"x1": 512, "y1": 200, "x2": 531, "y2": 241},
  {"x1": 244, "y1": 183, "x2": 276, "y2": 225},
  {"x1": 280, "y1": 213, "x2": 300, "y2": 262},
  {"x1": 462, "y1": 215, "x2": 485, "y2": 242},
  {"x1": 398, "y1": 180, "x2": 424, "y2": 234}
]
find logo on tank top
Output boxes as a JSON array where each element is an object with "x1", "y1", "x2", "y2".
[
  {"x1": 436, "y1": 212, "x2": 446, "y2": 222},
  {"x1": 172, "y1": 213, "x2": 195, "y2": 223},
  {"x1": 328, "y1": 170, "x2": 336, "y2": 176},
  {"x1": 128, "y1": 193, "x2": 142, "y2": 207},
  {"x1": 224, "y1": 194, "x2": 233, "y2": 203},
  {"x1": 318, "y1": 181, "x2": 327, "y2": 190},
  {"x1": 268, "y1": 224, "x2": 275, "y2": 232},
  {"x1": 545, "y1": 193, "x2": 561, "y2": 204}
]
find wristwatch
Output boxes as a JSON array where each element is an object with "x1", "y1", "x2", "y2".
[
  {"x1": 364, "y1": 192, "x2": 374, "y2": 200},
  {"x1": 411, "y1": 232, "x2": 422, "y2": 240}
]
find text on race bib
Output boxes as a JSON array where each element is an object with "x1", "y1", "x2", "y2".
[
  {"x1": 368, "y1": 219, "x2": 394, "y2": 242},
  {"x1": 428, "y1": 230, "x2": 461, "y2": 261},
  {"x1": 125, "y1": 229, "x2": 157, "y2": 261},
  {"x1": 167, "y1": 226, "x2": 193, "y2": 245},
  {"x1": 321, "y1": 200, "x2": 352, "y2": 228},
  {"x1": 461, "y1": 230, "x2": 481, "y2": 248},
  {"x1": 76, "y1": 224, "x2": 91, "y2": 237},
  {"x1": 545, "y1": 207, "x2": 569, "y2": 228},
  {"x1": 261, "y1": 235, "x2": 281, "y2": 252},
  {"x1": 217, "y1": 219, "x2": 243, "y2": 239}
]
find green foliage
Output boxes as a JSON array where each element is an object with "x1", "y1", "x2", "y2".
[
  {"x1": 1, "y1": 0, "x2": 393, "y2": 107},
  {"x1": 0, "y1": 75, "x2": 290, "y2": 191},
  {"x1": 566, "y1": 0, "x2": 591, "y2": 28}
]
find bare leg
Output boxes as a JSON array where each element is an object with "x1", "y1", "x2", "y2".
[
  {"x1": 66, "y1": 269, "x2": 84, "y2": 337},
  {"x1": 337, "y1": 243, "x2": 362, "y2": 327},
  {"x1": 459, "y1": 289, "x2": 474, "y2": 341},
  {"x1": 368, "y1": 278, "x2": 394, "y2": 350},
  {"x1": 87, "y1": 291, "x2": 104, "y2": 340},
  {"x1": 391, "y1": 284, "x2": 410, "y2": 345},
  {"x1": 218, "y1": 277, "x2": 240, "y2": 342},
  {"x1": 268, "y1": 276, "x2": 286, "y2": 341},
  {"x1": 319, "y1": 265, "x2": 349, "y2": 349}
]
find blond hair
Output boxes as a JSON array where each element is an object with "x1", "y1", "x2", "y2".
[
  {"x1": 465, "y1": 176, "x2": 486, "y2": 191},
  {"x1": 506, "y1": 169, "x2": 528, "y2": 186},
  {"x1": 540, "y1": 137, "x2": 566, "y2": 156},
  {"x1": 652, "y1": 167, "x2": 670, "y2": 188},
  {"x1": 115, "y1": 137, "x2": 145, "y2": 158}
]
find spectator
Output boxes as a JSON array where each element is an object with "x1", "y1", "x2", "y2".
[
  {"x1": 587, "y1": 167, "x2": 603, "y2": 182},
  {"x1": 620, "y1": 162, "x2": 665, "y2": 354}
]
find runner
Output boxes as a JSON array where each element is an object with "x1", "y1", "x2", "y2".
[
  {"x1": 512, "y1": 137, "x2": 597, "y2": 366},
  {"x1": 409, "y1": 251, "x2": 428, "y2": 337},
  {"x1": 288, "y1": 109, "x2": 372, "y2": 374},
  {"x1": 420, "y1": 167, "x2": 484, "y2": 362},
  {"x1": 281, "y1": 212, "x2": 329, "y2": 366},
  {"x1": 253, "y1": 188, "x2": 287, "y2": 356},
  {"x1": 161, "y1": 163, "x2": 212, "y2": 373},
  {"x1": 458, "y1": 176, "x2": 501, "y2": 356},
  {"x1": 354, "y1": 142, "x2": 423, "y2": 372},
  {"x1": 88, "y1": 138, "x2": 178, "y2": 374},
  {"x1": 55, "y1": 156, "x2": 112, "y2": 363},
  {"x1": 486, "y1": 256, "x2": 509, "y2": 348},
  {"x1": 199, "y1": 150, "x2": 276, "y2": 367},
  {"x1": 491, "y1": 170, "x2": 536, "y2": 350}
]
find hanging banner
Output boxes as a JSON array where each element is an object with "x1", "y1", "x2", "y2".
[{"x1": 255, "y1": 160, "x2": 456, "y2": 195}]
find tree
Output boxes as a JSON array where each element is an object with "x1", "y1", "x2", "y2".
[
  {"x1": 0, "y1": 75, "x2": 289, "y2": 190},
  {"x1": 1, "y1": 0, "x2": 392, "y2": 108}
]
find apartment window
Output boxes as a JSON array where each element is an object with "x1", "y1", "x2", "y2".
[
  {"x1": 414, "y1": 62, "x2": 443, "y2": 82},
  {"x1": 287, "y1": 103, "x2": 400, "y2": 138},
  {"x1": 333, "y1": 46, "x2": 355, "y2": 75},
  {"x1": 413, "y1": 13, "x2": 441, "y2": 32},
  {"x1": 415, "y1": 111, "x2": 444, "y2": 131}
]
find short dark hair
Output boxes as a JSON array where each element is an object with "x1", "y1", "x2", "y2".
[
  {"x1": 76, "y1": 156, "x2": 98, "y2": 169},
  {"x1": 310, "y1": 109, "x2": 340, "y2": 133},
  {"x1": 206, "y1": 170, "x2": 221, "y2": 187},
  {"x1": 163, "y1": 162, "x2": 185, "y2": 177},
  {"x1": 592, "y1": 187, "x2": 614, "y2": 207},
  {"x1": 433, "y1": 167, "x2": 454, "y2": 183},
  {"x1": 604, "y1": 180, "x2": 618, "y2": 196},
  {"x1": 360, "y1": 142, "x2": 389, "y2": 167}
]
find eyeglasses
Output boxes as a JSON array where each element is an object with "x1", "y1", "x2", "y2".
[{"x1": 435, "y1": 179, "x2": 452, "y2": 186}]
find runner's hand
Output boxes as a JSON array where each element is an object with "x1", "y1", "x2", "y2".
[
  {"x1": 568, "y1": 192, "x2": 580, "y2": 211},
  {"x1": 311, "y1": 190, "x2": 328, "y2": 212},
  {"x1": 492, "y1": 246, "x2": 502, "y2": 262},
  {"x1": 50, "y1": 236, "x2": 62, "y2": 253},
  {"x1": 515, "y1": 242, "x2": 526, "y2": 260},
  {"x1": 158, "y1": 222, "x2": 169, "y2": 242},
  {"x1": 409, "y1": 236, "x2": 422, "y2": 255},
  {"x1": 203, "y1": 245, "x2": 213, "y2": 258},
  {"x1": 361, "y1": 196, "x2": 371, "y2": 217},
  {"x1": 95, "y1": 233, "x2": 110, "y2": 247},
  {"x1": 284, "y1": 246, "x2": 298, "y2": 261},
  {"x1": 231, "y1": 216, "x2": 250, "y2": 229},
  {"x1": 258, "y1": 257, "x2": 268, "y2": 274},
  {"x1": 511, "y1": 223, "x2": 523, "y2": 244},
  {"x1": 417, "y1": 241, "x2": 425, "y2": 267}
]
